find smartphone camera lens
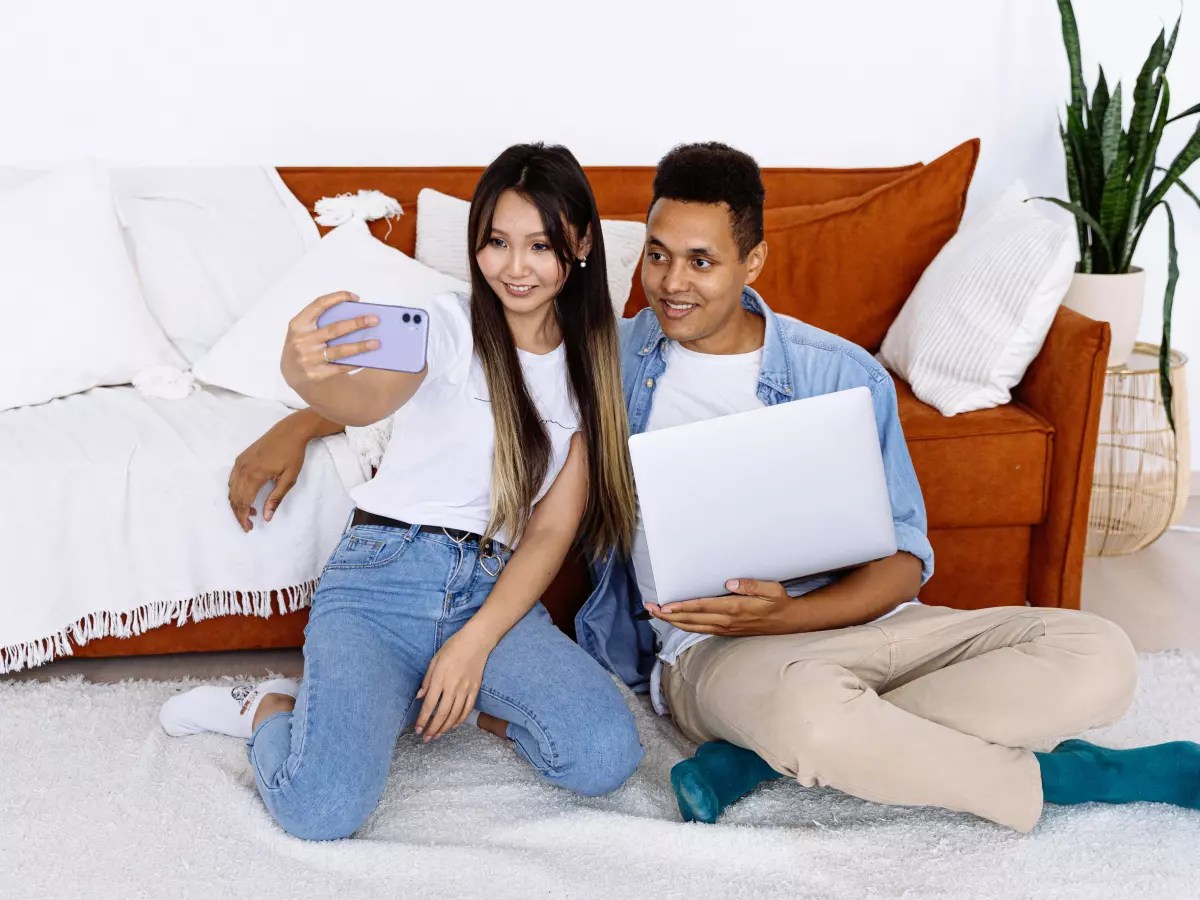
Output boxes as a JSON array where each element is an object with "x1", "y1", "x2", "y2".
[
  {"x1": 402, "y1": 313, "x2": 411, "y2": 323},
  {"x1": 413, "y1": 314, "x2": 422, "y2": 324}
]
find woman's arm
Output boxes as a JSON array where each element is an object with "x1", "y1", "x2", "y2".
[
  {"x1": 414, "y1": 433, "x2": 589, "y2": 740},
  {"x1": 464, "y1": 432, "x2": 588, "y2": 645},
  {"x1": 281, "y1": 291, "x2": 427, "y2": 427}
]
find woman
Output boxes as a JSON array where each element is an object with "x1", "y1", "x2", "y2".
[{"x1": 160, "y1": 144, "x2": 643, "y2": 840}]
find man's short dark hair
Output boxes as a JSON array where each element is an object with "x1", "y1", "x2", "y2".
[{"x1": 650, "y1": 142, "x2": 765, "y2": 261}]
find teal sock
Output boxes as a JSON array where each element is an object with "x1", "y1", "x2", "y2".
[
  {"x1": 670, "y1": 741, "x2": 782, "y2": 824},
  {"x1": 1035, "y1": 738, "x2": 1200, "y2": 808}
]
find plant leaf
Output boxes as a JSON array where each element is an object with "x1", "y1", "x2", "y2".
[
  {"x1": 1061, "y1": 124, "x2": 1091, "y2": 270},
  {"x1": 1099, "y1": 81, "x2": 1122, "y2": 175},
  {"x1": 1099, "y1": 130, "x2": 1131, "y2": 269},
  {"x1": 1057, "y1": 0, "x2": 1087, "y2": 122},
  {"x1": 1126, "y1": 78, "x2": 1171, "y2": 266},
  {"x1": 1153, "y1": 166, "x2": 1200, "y2": 211},
  {"x1": 1086, "y1": 68, "x2": 1111, "y2": 206},
  {"x1": 1066, "y1": 105, "x2": 1106, "y2": 264},
  {"x1": 1092, "y1": 66, "x2": 1111, "y2": 139},
  {"x1": 1166, "y1": 101, "x2": 1200, "y2": 124},
  {"x1": 1060, "y1": 123, "x2": 1084, "y2": 204},
  {"x1": 1158, "y1": 202, "x2": 1179, "y2": 432},
  {"x1": 1029, "y1": 196, "x2": 1114, "y2": 260},
  {"x1": 1124, "y1": 59, "x2": 1169, "y2": 270},
  {"x1": 1146, "y1": 118, "x2": 1200, "y2": 209},
  {"x1": 1164, "y1": 13, "x2": 1181, "y2": 71},
  {"x1": 1173, "y1": 176, "x2": 1200, "y2": 210}
]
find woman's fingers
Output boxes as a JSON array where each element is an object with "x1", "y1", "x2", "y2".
[
  {"x1": 414, "y1": 673, "x2": 440, "y2": 735},
  {"x1": 443, "y1": 695, "x2": 471, "y2": 738},
  {"x1": 320, "y1": 338, "x2": 380, "y2": 363},
  {"x1": 296, "y1": 291, "x2": 359, "y2": 330},
  {"x1": 313, "y1": 313, "x2": 378, "y2": 345},
  {"x1": 423, "y1": 686, "x2": 462, "y2": 741},
  {"x1": 458, "y1": 687, "x2": 480, "y2": 730}
]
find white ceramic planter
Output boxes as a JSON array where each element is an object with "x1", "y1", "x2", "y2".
[{"x1": 1061, "y1": 267, "x2": 1147, "y2": 367}]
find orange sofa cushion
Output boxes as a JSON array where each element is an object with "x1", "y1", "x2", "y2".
[
  {"x1": 754, "y1": 140, "x2": 978, "y2": 351},
  {"x1": 922, "y1": 526, "x2": 1032, "y2": 609},
  {"x1": 896, "y1": 379, "x2": 1053, "y2": 529}
]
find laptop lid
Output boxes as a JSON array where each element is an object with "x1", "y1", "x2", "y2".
[{"x1": 628, "y1": 386, "x2": 897, "y2": 605}]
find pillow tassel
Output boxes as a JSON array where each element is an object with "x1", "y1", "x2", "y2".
[{"x1": 313, "y1": 190, "x2": 403, "y2": 238}]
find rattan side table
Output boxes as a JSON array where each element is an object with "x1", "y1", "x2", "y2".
[{"x1": 1086, "y1": 342, "x2": 1191, "y2": 556}]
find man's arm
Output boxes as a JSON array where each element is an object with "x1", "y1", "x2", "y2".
[
  {"x1": 647, "y1": 551, "x2": 923, "y2": 637},
  {"x1": 227, "y1": 409, "x2": 345, "y2": 532}
]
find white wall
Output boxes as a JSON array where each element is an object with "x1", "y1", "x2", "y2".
[{"x1": 1, "y1": 0, "x2": 1197, "y2": 454}]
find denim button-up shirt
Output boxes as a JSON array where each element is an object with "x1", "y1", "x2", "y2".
[{"x1": 573, "y1": 288, "x2": 935, "y2": 692}]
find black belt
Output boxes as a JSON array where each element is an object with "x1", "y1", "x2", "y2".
[{"x1": 352, "y1": 509, "x2": 498, "y2": 550}]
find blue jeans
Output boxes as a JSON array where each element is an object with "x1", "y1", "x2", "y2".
[{"x1": 247, "y1": 522, "x2": 644, "y2": 841}]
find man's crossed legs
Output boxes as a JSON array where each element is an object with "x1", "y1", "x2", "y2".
[{"x1": 664, "y1": 604, "x2": 1147, "y2": 831}]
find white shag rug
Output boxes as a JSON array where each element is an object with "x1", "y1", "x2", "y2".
[{"x1": 4, "y1": 653, "x2": 1200, "y2": 900}]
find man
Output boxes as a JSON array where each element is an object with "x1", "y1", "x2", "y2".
[{"x1": 231, "y1": 144, "x2": 1200, "y2": 832}]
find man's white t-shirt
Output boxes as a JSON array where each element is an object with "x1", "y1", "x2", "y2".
[
  {"x1": 632, "y1": 339, "x2": 920, "y2": 715},
  {"x1": 351, "y1": 292, "x2": 579, "y2": 546},
  {"x1": 629, "y1": 341, "x2": 766, "y2": 713}
]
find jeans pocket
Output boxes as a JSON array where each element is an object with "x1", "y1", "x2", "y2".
[{"x1": 324, "y1": 528, "x2": 410, "y2": 570}]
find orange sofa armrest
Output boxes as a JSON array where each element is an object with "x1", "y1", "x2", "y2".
[{"x1": 1012, "y1": 306, "x2": 1111, "y2": 609}]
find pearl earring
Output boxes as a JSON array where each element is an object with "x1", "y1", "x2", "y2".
[{"x1": 579, "y1": 258, "x2": 587, "y2": 268}]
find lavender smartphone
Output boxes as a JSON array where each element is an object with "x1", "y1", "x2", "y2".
[{"x1": 317, "y1": 300, "x2": 429, "y2": 373}]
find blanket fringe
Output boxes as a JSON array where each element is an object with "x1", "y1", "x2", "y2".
[{"x1": 0, "y1": 581, "x2": 316, "y2": 675}]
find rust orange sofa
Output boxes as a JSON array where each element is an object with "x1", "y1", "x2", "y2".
[{"x1": 72, "y1": 152, "x2": 1110, "y2": 660}]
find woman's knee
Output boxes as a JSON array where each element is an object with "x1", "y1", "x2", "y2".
[
  {"x1": 256, "y1": 764, "x2": 386, "y2": 841},
  {"x1": 262, "y1": 783, "x2": 381, "y2": 841},
  {"x1": 557, "y1": 705, "x2": 644, "y2": 797},
  {"x1": 527, "y1": 690, "x2": 643, "y2": 797}
]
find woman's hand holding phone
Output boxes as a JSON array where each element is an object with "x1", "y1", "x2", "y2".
[
  {"x1": 280, "y1": 291, "x2": 380, "y2": 392},
  {"x1": 279, "y1": 292, "x2": 429, "y2": 427}
]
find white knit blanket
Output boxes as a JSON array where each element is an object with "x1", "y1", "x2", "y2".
[
  {"x1": 2, "y1": 653, "x2": 1199, "y2": 899},
  {"x1": 0, "y1": 385, "x2": 368, "y2": 672}
]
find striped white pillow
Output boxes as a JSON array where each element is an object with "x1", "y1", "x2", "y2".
[{"x1": 878, "y1": 181, "x2": 1075, "y2": 416}]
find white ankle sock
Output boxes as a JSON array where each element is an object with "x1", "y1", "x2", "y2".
[
  {"x1": 465, "y1": 709, "x2": 480, "y2": 728},
  {"x1": 159, "y1": 677, "x2": 299, "y2": 740}
]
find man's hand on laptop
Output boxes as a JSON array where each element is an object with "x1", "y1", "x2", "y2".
[
  {"x1": 646, "y1": 579, "x2": 795, "y2": 637},
  {"x1": 648, "y1": 554, "x2": 924, "y2": 637}
]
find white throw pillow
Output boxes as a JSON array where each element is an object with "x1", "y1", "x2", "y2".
[
  {"x1": 414, "y1": 188, "x2": 646, "y2": 316},
  {"x1": 0, "y1": 163, "x2": 186, "y2": 412},
  {"x1": 878, "y1": 181, "x2": 1075, "y2": 416},
  {"x1": 111, "y1": 166, "x2": 320, "y2": 364},
  {"x1": 193, "y1": 218, "x2": 468, "y2": 408}
]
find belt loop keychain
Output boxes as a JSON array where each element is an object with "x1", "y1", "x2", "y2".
[{"x1": 479, "y1": 539, "x2": 504, "y2": 577}]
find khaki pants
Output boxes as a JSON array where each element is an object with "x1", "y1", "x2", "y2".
[{"x1": 662, "y1": 605, "x2": 1138, "y2": 831}]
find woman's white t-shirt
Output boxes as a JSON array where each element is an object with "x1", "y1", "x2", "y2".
[{"x1": 350, "y1": 292, "x2": 580, "y2": 546}]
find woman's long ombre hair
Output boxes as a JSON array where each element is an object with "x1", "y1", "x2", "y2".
[{"x1": 467, "y1": 144, "x2": 636, "y2": 559}]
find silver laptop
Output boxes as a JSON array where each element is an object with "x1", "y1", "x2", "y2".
[{"x1": 628, "y1": 386, "x2": 897, "y2": 605}]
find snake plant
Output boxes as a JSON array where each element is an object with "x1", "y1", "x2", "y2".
[{"x1": 1040, "y1": 0, "x2": 1200, "y2": 429}]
